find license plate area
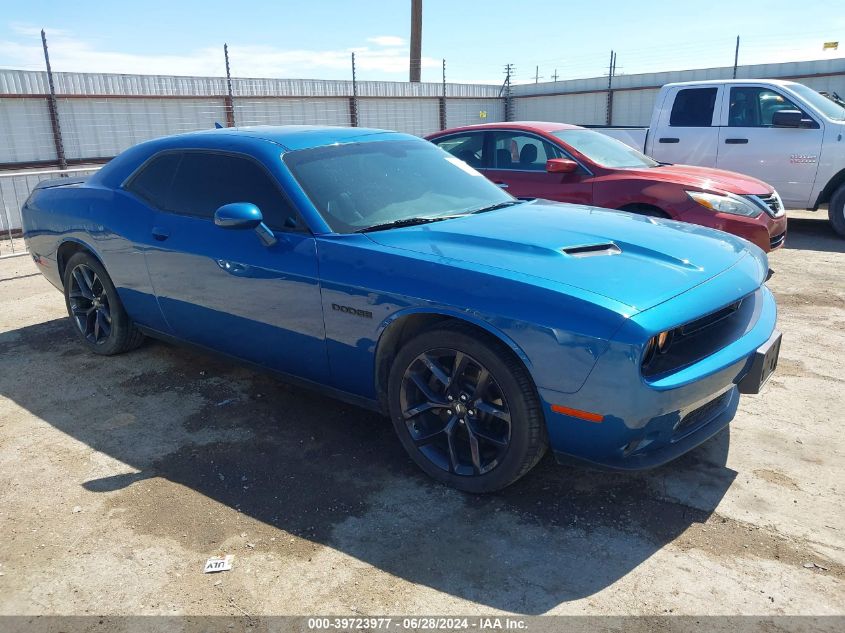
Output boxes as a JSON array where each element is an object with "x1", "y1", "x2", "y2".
[{"x1": 738, "y1": 331, "x2": 781, "y2": 395}]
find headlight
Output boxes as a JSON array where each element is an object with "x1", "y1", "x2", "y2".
[
  {"x1": 643, "y1": 330, "x2": 674, "y2": 366},
  {"x1": 686, "y1": 191, "x2": 763, "y2": 217}
]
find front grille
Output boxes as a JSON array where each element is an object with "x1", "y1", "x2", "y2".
[
  {"x1": 756, "y1": 193, "x2": 785, "y2": 218},
  {"x1": 676, "y1": 391, "x2": 732, "y2": 432},
  {"x1": 770, "y1": 231, "x2": 786, "y2": 249},
  {"x1": 680, "y1": 300, "x2": 742, "y2": 337},
  {"x1": 642, "y1": 291, "x2": 758, "y2": 379}
]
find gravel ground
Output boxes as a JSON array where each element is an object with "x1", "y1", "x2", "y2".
[{"x1": 0, "y1": 212, "x2": 843, "y2": 617}]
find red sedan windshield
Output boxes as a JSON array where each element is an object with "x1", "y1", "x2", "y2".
[{"x1": 552, "y1": 129, "x2": 658, "y2": 169}]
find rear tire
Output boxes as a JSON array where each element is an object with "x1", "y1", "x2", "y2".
[
  {"x1": 387, "y1": 323, "x2": 547, "y2": 493},
  {"x1": 829, "y1": 184, "x2": 845, "y2": 238},
  {"x1": 63, "y1": 251, "x2": 144, "y2": 355}
]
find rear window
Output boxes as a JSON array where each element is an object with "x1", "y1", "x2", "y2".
[
  {"x1": 670, "y1": 88, "x2": 718, "y2": 127},
  {"x1": 126, "y1": 153, "x2": 179, "y2": 208}
]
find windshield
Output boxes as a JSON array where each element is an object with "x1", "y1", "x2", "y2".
[
  {"x1": 551, "y1": 129, "x2": 658, "y2": 169},
  {"x1": 283, "y1": 139, "x2": 514, "y2": 233},
  {"x1": 787, "y1": 83, "x2": 845, "y2": 121}
]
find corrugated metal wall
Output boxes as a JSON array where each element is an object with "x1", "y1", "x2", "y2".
[
  {"x1": 358, "y1": 98, "x2": 441, "y2": 136},
  {"x1": 1, "y1": 57, "x2": 844, "y2": 234},
  {"x1": 0, "y1": 97, "x2": 56, "y2": 163},
  {"x1": 234, "y1": 97, "x2": 351, "y2": 127},
  {"x1": 512, "y1": 57, "x2": 845, "y2": 126},
  {"x1": 513, "y1": 93, "x2": 608, "y2": 125},
  {"x1": 58, "y1": 97, "x2": 228, "y2": 159},
  {"x1": 0, "y1": 69, "x2": 505, "y2": 167}
]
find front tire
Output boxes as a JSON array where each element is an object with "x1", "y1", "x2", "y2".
[
  {"x1": 829, "y1": 184, "x2": 845, "y2": 238},
  {"x1": 63, "y1": 251, "x2": 144, "y2": 355},
  {"x1": 387, "y1": 324, "x2": 547, "y2": 493}
]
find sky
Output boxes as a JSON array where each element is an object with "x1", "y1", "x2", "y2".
[{"x1": 0, "y1": 0, "x2": 843, "y2": 85}]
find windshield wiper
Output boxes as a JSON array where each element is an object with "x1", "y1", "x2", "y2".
[
  {"x1": 469, "y1": 200, "x2": 522, "y2": 214},
  {"x1": 356, "y1": 215, "x2": 461, "y2": 233}
]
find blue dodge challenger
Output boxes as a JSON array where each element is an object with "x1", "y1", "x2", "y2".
[{"x1": 22, "y1": 126, "x2": 781, "y2": 492}]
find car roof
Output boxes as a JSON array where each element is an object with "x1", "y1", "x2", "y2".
[
  {"x1": 171, "y1": 125, "x2": 411, "y2": 151},
  {"x1": 429, "y1": 121, "x2": 583, "y2": 136}
]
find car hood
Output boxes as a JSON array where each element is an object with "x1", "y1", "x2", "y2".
[
  {"x1": 364, "y1": 201, "x2": 765, "y2": 313},
  {"x1": 615, "y1": 164, "x2": 773, "y2": 195}
]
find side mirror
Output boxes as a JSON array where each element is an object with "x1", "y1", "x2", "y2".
[
  {"x1": 214, "y1": 202, "x2": 277, "y2": 247},
  {"x1": 771, "y1": 110, "x2": 815, "y2": 128},
  {"x1": 546, "y1": 158, "x2": 578, "y2": 174},
  {"x1": 214, "y1": 202, "x2": 263, "y2": 229}
]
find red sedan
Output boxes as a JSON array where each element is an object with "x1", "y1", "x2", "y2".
[{"x1": 426, "y1": 122, "x2": 787, "y2": 252}]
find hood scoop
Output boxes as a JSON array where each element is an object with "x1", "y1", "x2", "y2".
[{"x1": 561, "y1": 242, "x2": 622, "y2": 258}]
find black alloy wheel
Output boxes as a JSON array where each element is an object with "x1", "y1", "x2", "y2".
[
  {"x1": 388, "y1": 324, "x2": 547, "y2": 493},
  {"x1": 62, "y1": 251, "x2": 144, "y2": 355},
  {"x1": 399, "y1": 348, "x2": 512, "y2": 476},
  {"x1": 68, "y1": 263, "x2": 112, "y2": 344}
]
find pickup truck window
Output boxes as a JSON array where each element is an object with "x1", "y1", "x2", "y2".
[
  {"x1": 669, "y1": 88, "x2": 718, "y2": 127},
  {"x1": 788, "y1": 83, "x2": 845, "y2": 121},
  {"x1": 552, "y1": 129, "x2": 658, "y2": 169},
  {"x1": 728, "y1": 87, "x2": 802, "y2": 127}
]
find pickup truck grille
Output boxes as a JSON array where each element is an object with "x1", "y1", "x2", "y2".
[{"x1": 756, "y1": 193, "x2": 785, "y2": 218}]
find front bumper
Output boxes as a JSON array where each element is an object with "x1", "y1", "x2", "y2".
[
  {"x1": 677, "y1": 206, "x2": 788, "y2": 253},
  {"x1": 538, "y1": 284, "x2": 778, "y2": 471}
]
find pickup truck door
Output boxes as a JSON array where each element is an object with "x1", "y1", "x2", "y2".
[
  {"x1": 649, "y1": 85, "x2": 722, "y2": 166},
  {"x1": 480, "y1": 130, "x2": 593, "y2": 204},
  {"x1": 715, "y1": 84, "x2": 823, "y2": 208},
  {"x1": 128, "y1": 150, "x2": 329, "y2": 383}
]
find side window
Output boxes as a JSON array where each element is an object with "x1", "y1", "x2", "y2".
[
  {"x1": 167, "y1": 152, "x2": 302, "y2": 231},
  {"x1": 126, "y1": 153, "x2": 180, "y2": 208},
  {"x1": 432, "y1": 133, "x2": 485, "y2": 168},
  {"x1": 728, "y1": 87, "x2": 802, "y2": 127},
  {"x1": 491, "y1": 132, "x2": 560, "y2": 170},
  {"x1": 669, "y1": 88, "x2": 718, "y2": 127}
]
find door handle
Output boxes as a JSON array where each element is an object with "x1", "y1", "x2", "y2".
[
  {"x1": 658, "y1": 137, "x2": 680, "y2": 143},
  {"x1": 725, "y1": 138, "x2": 749, "y2": 144},
  {"x1": 151, "y1": 226, "x2": 170, "y2": 241},
  {"x1": 494, "y1": 182, "x2": 509, "y2": 189}
]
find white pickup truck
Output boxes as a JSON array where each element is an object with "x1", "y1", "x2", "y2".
[{"x1": 597, "y1": 79, "x2": 845, "y2": 237}]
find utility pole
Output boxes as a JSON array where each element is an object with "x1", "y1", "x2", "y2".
[
  {"x1": 350, "y1": 52, "x2": 359, "y2": 127},
  {"x1": 41, "y1": 29, "x2": 66, "y2": 170},
  {"x1": 502, "y1": 63, "x2": 514, "y2": 121},
  {"x1": 606, "y1": 50, "x2": 616, "y2": 126},
  {"x1": 439, "y1": 58, "x2": 447, "y2": 130},
  {"x1": 409, "y1": 0, "x2": 422, "y2": 82},
  {"x1": 733, "y1": 35, "x2": 740, "y2": 79},
  {"x1": 551, "y1": 68, "x2": 559, "y2": 82},
  {"x1": 535, "y1": 65, "x2": 541, "y2": 84},
  {"x1": 223, "y1": 43, "x2": 235, "y2": 127}
]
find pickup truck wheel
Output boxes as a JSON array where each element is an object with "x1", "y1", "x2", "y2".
[
  {"x1": 63, "y1": 252, "x2": 144, "y2": 355},
  {"x1": 388, "y1": 324, "x2": 547, "y2": 493},
  {"x1": 829, "y1": 184, "x2": 845, "y2": 238}
]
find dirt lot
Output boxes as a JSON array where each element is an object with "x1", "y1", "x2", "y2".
[{"x1": 0, "y1": 212, "x2": 843, "y2": 617}]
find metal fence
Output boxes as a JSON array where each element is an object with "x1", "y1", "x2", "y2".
[
  {"x1": 1, "y1": 54, "x2": 844, "y2": 255},
  {"x1": 0, "y1": 167, "x2": 101, "y2": 257}
]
